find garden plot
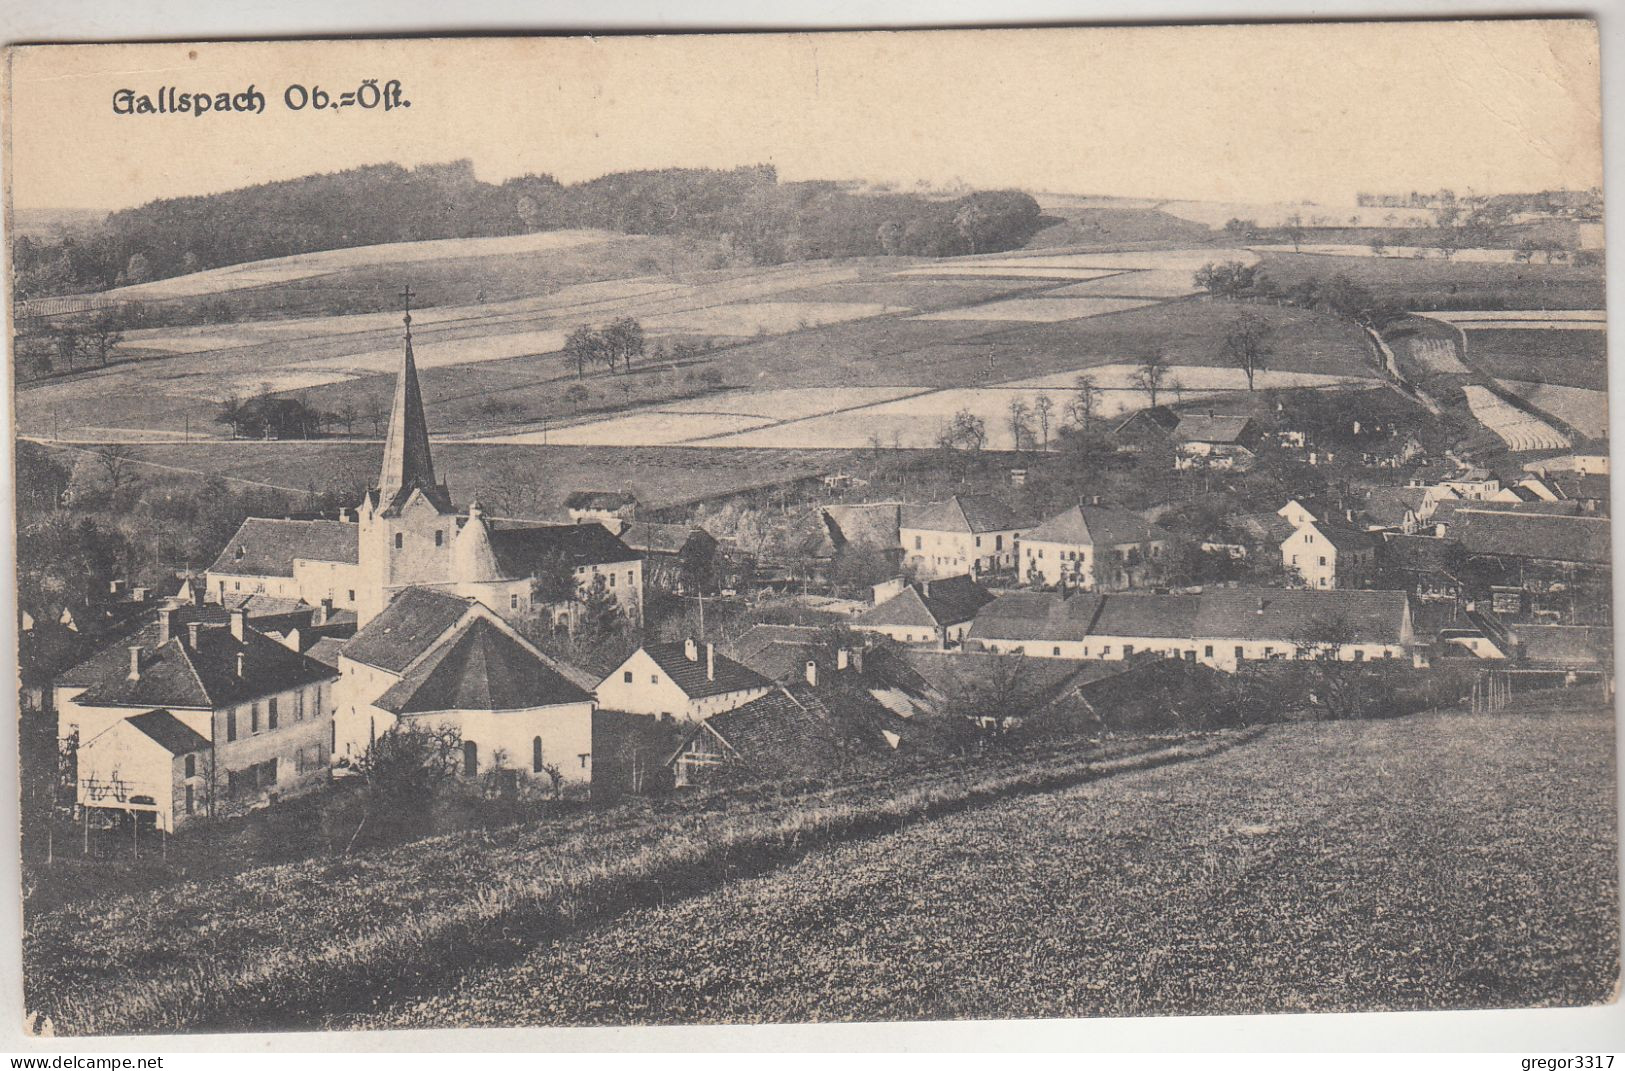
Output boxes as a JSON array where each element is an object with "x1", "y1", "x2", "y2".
[
  {"x1": 912, "y1": 297, "x2": 1158, "y2": 323},
  {"x1": 643, "y1": 301, "x2": 907, "y2": 336},
  {"x1": 107, "y1": 230, "x2": 620, "y2": 301},
  {"x1": 1498, "y1": 381, "x2": 1610, "y2": 440},
  {"x1": 1461, "y1": 385, "x2": 1571, "y2": 451},
  {"x1": 1404, "y1": 336, "x2": 1469, "y2": 374}
]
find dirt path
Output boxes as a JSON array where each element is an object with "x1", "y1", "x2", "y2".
[{"x1": 364, "y1": 704, "x2": 1617, "y2": 1029}]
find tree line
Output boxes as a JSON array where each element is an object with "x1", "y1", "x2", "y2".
[{"x1": 15, "y1": 160, "x2": 1047, "y2": 299}]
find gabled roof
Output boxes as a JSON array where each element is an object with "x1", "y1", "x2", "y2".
[
  {"x1": 676, "y1": 685, "x2": 843, "y2": 777},
  {"x1": 1090, "y1": 594, "x2": 1202, "y2": 639},
  {"x1": 1023, "y1": 504, "x2": 1174, "y2": 547},
  {"x1": 341, "y1": 587, "x2": 473, "y2": 673},
  {"x1": 822, "y1": 503, "x2": 904, "y2": 550},
  {"x1": 1193, "y1": 589, "x2": 1411, "y2": 645},
  {"x1": 1449, "y1": 509, "x2": 1611, "y2": 566},
  {"x1": 640, "y1": 641, "x2": 772, "y2": 700},
  {"x1": 618, "y1": 521, "x2": 714, "y2": 557},
  {"x1": 966, "y1": 592, "x2": 1103, "y2": 643},
  {"x1": 207, "y1": 518, "x2": 358, "y2": 577},
  {"x1": 376, "y1": 617, "x2": 592, "y2": 714},
  {"x1": 1361, "y1": 486, "x2": 1429, "y2": 526},
  {"x1": 487, "y1": 522, "x2": 641, "y2": 577},
  {"x1": 126, "y1": 709, "x2": 210, "y2": 756},
  {"x1": 1173, "y1": 414, "x2": 1256, "y2": 445},
  {"x1": 1234, "y1": 511, "x2": 1297, "y2": 544},
  {"x1": 1113, "y1": 406, "x2": 1181, "y2": 435},
  {"x1": 55, "y1": 604, "x2": 229, "y2": 687},
  {"x1": 220, "y1": 593, "x2": 312, "y2": 618},
  {"x1": 1301, "y1": 519, "x2": 1378, "y2": 552},
  {"x1": 902, "y1": 494, "x2": 1024, "y2": 534},
  {"x1": 71, "y1": 624, "x2": 337, "y2": 710},
  {"x1": 854, "y1": 575, "x2": 993, "y2": 630}
]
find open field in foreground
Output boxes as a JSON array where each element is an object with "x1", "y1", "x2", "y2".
[
  {"x1": 25, "y1": 732, "x2": 1241, "y2": 1035},
  {"x1": 371, "y1": 697, "x2": 1617, "y2": 1028}
]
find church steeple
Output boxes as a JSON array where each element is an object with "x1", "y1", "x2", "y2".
[{"x1": 378, "y1": 285, "x2": 439, "y2": 506}]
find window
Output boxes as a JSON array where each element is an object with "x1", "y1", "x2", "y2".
[
  {"x1": 1234, "y1": 645, "x2": 1245, "y2": 661},
  {"x1": 463, "y1": 740, "x2": 479, "y2": 778},
  {"x1": 294, "y1": 689, "x2": 305, "y2": 722},
  {"x1": 1124, "y1": 645, "x2": 1135, "y2": 657},
  {"x1": 995, "y1": 535, "x2": 1003, "y2": 551},
  {"x1": 1353, "y1": 650, "x2": 1365, "y2": 662},
  {"x1": 1264, "y1": 646, "x2": 1275, "y2": 658},
  {"x1": 623, "y1": 670, "x2": 634, "y2": 683},
  {"x1": 250, "y1": 703, "x2": 261, "y2": 734},
  {"x1": 184, "y1": 754, "x2": 196, "y2": 778},
  {"x1": 579, "y1": 754, "x2": 590, "y2": 769},
  {"x1": 1319, "y1": 556, "x2": 1327, "y2": 567},
  {"x1": 267, "y1": 697, "x2": 279, "y2": 731},
  {"x1": 511, "y1": 594, "x2": 520, "y2": 610},
  {"x1": 1204, "y1": 645, "x2": 1214, "y2": 658},
  {"x1": 235, "y1": 545, "x2": 245, "y2": 561},
  {"x1": 347, "y1": 590, "x2": 355, "y2": 602},
  {"x1": 226, "y1": 707, "x2": 237, "y2": 742},
  {"x1": 185, "y1": 784, "x2": 195, "y2": 815},
  {"x1": 1053, "y1": 646, "x2": 1061, "y2": 657},
  {"x1": 609, "y1": 574, "x2": 616, "y2": 588},
  {"x1": 1102, "y1": 646, "x2": 1112, "y2": 656},
  {"x1": 976, "y1": 536, "x2": 983, "y2": 548},
  {"x1": 435, "y1": 530, "x2": 444, "y2": 547},
  {"x1": 234, "y1": 581, "x2": 242, "y2": 591},
  {"x1": 914, "y1": 536, "x2": 922, "y2": 551},
  {"x1": 627, "y1": 571, "x2": 634, "y2": 585},
  {"x1": 533, "y1": 736, "x2": 545, "y2": 773},
  {"x1": 394, "y1": 533, "x2": 403, "y2": 549},
  {"x1": 651, "y1": 674, "x2": 658, "y2": 685}
]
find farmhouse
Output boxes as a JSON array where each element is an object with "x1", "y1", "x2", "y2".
[
  {"x1": 617, "y1": 521, "x2": 719, "y2": 593},
  {"x1": 1172, "y1": 413, "x2": 1261, "y2": 470},
  {"x1": 1018, "y1": 504, "x2": 1175, "y2": 590},
  {"x1": 1191, "y1": 588, "x2": 1415, "y2": 671},
  {"x1": 60, "y1": 606, "x2": 339, "y2": 829},
  {"x1": 596, "y1": 639, "x2": 773, "y2": 720},
  {"x1": 333, "y1": 585, "x2": 598, "y2": 789},
  {"x1": 964, "y1": 592, "x2": 1101, "y2": 659},
  {"x1": 1281, "y1": 517, "x2": 1377, "y2": 590},
  {"x1": 900, "y1": 494, "x2": 1026, "y2": 579},
  {"x1": 206, "y1": 518, "x2": 361, "y2": 610},
  {"x1": 851, "y1": 574, "x2": 993, "y2": 647},
  {"x1": 1111, "y1": 405, "x2": 1180, "y2": 452}
]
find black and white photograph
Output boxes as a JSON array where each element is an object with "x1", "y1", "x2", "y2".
[{"x1": 3, "y1": 19, "x2": 1617, "y2": 1043}]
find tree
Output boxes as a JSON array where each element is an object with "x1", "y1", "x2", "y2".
[
  {"x1": 82, "y1": 316, "x2": 123, "y2": 367},
  {"x1": 1066, "y1": 374, "x2": 1103, "y2": 433},
  {"x1": 1282, "y1": 213, "x2": 1305, "y2": 252},
  {"x1": 363, "y1": 394, "x2": 388, "y2": 436},
  {"x1": 1132, "y1": 352, "x2": 1170, "y2": 408},
  {"x1": 941, "y1": 651, "x2": 1042, "y2": 749},
  {"x1": 352, "y1": 722, "x2": 464, "y2": 833},
  {"x1": 94, "y1": 444, "x2": 139, "y2": 502},
  {"x1": 1220, "y1": 309, "x2": 1274, "y2": 391},
  {"x1": 601, "y1": 317, "x2": 645, "y2": 374},
  {"x1": 563, "y1": 325, "x2": 602, "y2": 379},
  {"x1": 1006, "y1": 398, "x2": 1035, "y2": 453},
  {"x1": 1033, "y1": 394, "x2": 1055, "y2": 452},
  {"x1": 336, "y1": 402, "x2": 359, "y2": 436},
  {"x1": 528, "y1": 549, "x2": 579, "y2": 617},
  {"x1": 954, "y1": 199, "x2": 989, "y2": 255},
  {"x1": 939, "y1": 408, "x2": 987, "y2": 453},
  {"x1": 1289, "y1": 617, "x2": 1401, "y2": 720},
  {"x1": 124, "y1": 252, "x2": 152, "y2": 285},
  {"x1": 877, "y1": 219, "x2": 904, "y2": 256}
]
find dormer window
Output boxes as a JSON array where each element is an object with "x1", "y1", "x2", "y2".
[{"x1": 235, "y1": 545, "x2": 245, "y2": 561}]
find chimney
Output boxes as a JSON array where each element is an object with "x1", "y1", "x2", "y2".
[
  {"x1": 157, "y1": 606, "x2": 178, "y2": 646},
  {"x1": 186, "y1": 622, "x2": 201, "y2": 650},
  {"x1": 110, "y1": 579, "x2": 126, "y2": 597},
  {"x1": 837, "y1": 648, "x2": 850, "y2": 672},
  {"x1": 127, "y1": 646, "x2": 143, "y2": 681},
  {"x1": 706, "y1": 643, "x2": 716, "y2": 682},
  {"x1": 131, "y1": 587, "x2": 148, "y2": 603},
  {"x1": 236, "y1": 652, "x2": 246, "y2": 678},
  {"x1": 316, "y1": 598, "x2": 333, "y2": 627},
  {"x1": 805, "y1": 660, "x2": 818, "y2": 687},
  {"x1": 230, "y1": 608, "x2": 247, "y2": 641},
  {"x1": 1257, "y1": 597, "x2": 1267, "y2": 615},
  {"x1": 192, "y1": 582, "x2": 205, "y2": 608},
  {"x1": 684, "y1": 637, "x2": 698, "y2": 662}
]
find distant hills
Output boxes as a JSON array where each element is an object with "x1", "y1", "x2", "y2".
[{"x1": 11, "y1": 160, "x2": 1045, "y2": 301}]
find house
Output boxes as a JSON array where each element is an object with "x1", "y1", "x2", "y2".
[
  {"x1": 1445, "y1": 509, "x2": 1611, "y2": 571},
  {"x1": 75, "y1": 711, "x2": 211, "y2": 834},
  {"x1": 850, "y1": 575, "x2": 993, "y2": 647},
  {"x1": 1018, "y1": 504, "x2": 1175, "y2": 590},
  {"x1": 57, "y1": 605, "x2": 339, "y2": 827},
  {"x1": 618, "y1": 521, "x2": 719, "y2": 593},
  {"x1": 1525, "y1": 452, "x2": 1609, "y2": 477},
  {"x1": 596, "y1": 639, "x2": 773, "y2": 720},
  {"x1": 1282, "y1": 517, "x2": 1377, "y2": 589},
  {"x1": 1190, "y1": 588, "x2": 1415, "y2": 671},
  {"x1": 1378, "y1": 534, "x2": 1468, "y2": 602},
  {"x1": 206, "y1": 518, "x2": 361, "y2": 611},
  {"x1": 899, "y1": 495, "x2": 1027, "y2": 579},
  {"x1": 211, "y1": 314, "x2": 645, "y2": 630},
  {"x1": 333, "y1": 585, "x2": 598, "y2": 789},
  {"x1": 1435, "y1": 467, "x2": 1501, "y2": 501},
  {"x1": 1111, "y1": 405, "x2": 1180, "y2": 451},
  {"x1": 1172, "y1": 413, "x2": 1261, "y2": 470},
  {"x1": 964, "y1": 592, "x2": 1101, "y2": 659},
  {"x1": 1359, "y1": 486, "x2": 1432, "y2": 534},
  {"x1": 564, "y1": 489, "x2": 638, "y2": 530},
  {"x1": 1086, "y1": 594, "x2": 1203, "y2": 661}
]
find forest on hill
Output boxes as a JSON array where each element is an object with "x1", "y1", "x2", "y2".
[{"x1": 12, "y1": 160, "x2": 1046, "y2": 299}]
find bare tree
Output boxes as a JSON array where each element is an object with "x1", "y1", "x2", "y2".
[
  {"x1": 363, "y1": 394, "x2": 388, "y2": 436},
  {"x1": 1006, "y1": 398, "x2": 1035, "y2": 453},
  {"x1": 1066, "y1": 374, "x2": 1103, "y2": 432},
  {"x1": 1282, "y1": 213, "x2": 1306, "y2": 253},
  {"x1": 1221, "y1": 310, "x2": 1274, "y2": 391},
  {"x1": 94, "y1": 444, "x2": 139, "y2": 501},
  {"x1": 1033, "y1": 394, "x2": 1055, "y2": 452},
  {"x1": 83, "y1": 316, "x2": 124, "y2": 367},
  {"x1": 337, "y1": 402, "x2": 359, "y2": 436},
  {"x1": 1132, "y1": 352, "x2": 1171, "y2": 408}
]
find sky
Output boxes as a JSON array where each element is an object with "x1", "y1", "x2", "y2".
[{"x1": 4, "y1": 20, "x2": 1604, "y2": 214}]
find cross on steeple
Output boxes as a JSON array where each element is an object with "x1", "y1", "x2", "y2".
[{"x1": 400, "y1": 284, "x2": 416, "y2": 332}]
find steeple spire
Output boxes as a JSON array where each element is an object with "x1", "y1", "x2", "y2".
[{"x1": 377, "y1": 284, "x2": 438, "y2": 504}]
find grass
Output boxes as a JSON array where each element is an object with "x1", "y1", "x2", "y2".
[
  {"x1": 1462, "y1": 329, "x2": 1609, "y2": 391},
  {"x1": 24, "y1": 729, "x2": 1250, "y2": 1035},
  {"x1": 1257, "y1": 251, "x2": 1606, "y2": 311},
  {"x1": 367, "y1": 692, "x2": 1619, "y2": 1028}
]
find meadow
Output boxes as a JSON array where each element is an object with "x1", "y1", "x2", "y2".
[
  {"x1": 371, "y1": 692, "x2": 1618, "y2": 1028},
  {"x1": 1460, "y1": 328, "x2": 1609, "y2": 391},
  {"x1": 24, "y1": 730, "x2": 1244, "y2": 1035}
]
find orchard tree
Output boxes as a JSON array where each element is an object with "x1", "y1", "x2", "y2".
[{"x1": 1221, "y1": 309, "x2": 1274, "y2": 391}]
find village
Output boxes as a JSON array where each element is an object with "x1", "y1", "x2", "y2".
[{"x1": 19, "y1": 286, "x2": 1612, "y2": 842}]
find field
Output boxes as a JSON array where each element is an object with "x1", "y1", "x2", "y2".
[
  {"x1": 1256, "y1": 251, "x2": 1606, "y2": 311},
  {"x1": 1497, "y1": 381, "x2": 1610, "y2": 440},
  {"x1": 1460, "y1": 385, "x2": 1571, "y2": 452},
  {"x1": 1459, "y1": 329, "x2": 1610, "y2": 391},
  {"x1": 370, "y1": 697, "x2": 1618, "y2": 1028}
]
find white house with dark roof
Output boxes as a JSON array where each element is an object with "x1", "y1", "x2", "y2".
[
  {"x1": 75, "y1": 710, "x2": 210, "y2": 833},
  {"x1": 1172, "y1": 413, "x2": 1261, "y2": 470},
  {"x1": 334, "y1": 585, "x2": 599, "y2": 788},
  {"x1": 851, "y1": 575, "x2": 993, "y2": 647},
  {"x1": 206, "y1": 518, "x2": 360, "y2": 610},
  {"x1": 899, "y1": 494, "x2": 1026, "y2": 579},
  {"x1": 1018, "y1": 504, "x2": 1175, "y2": 590},
  {"x1": 596, "y1": 639, "x2": 772, "y2": 720},
  {"x1": 1281, "y1": 517, "x2": 1378, "y2": 589}
]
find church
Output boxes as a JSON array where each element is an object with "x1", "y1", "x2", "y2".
[{"x1": 207, "y1": 292, "x2": 645, "y2": 630}]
